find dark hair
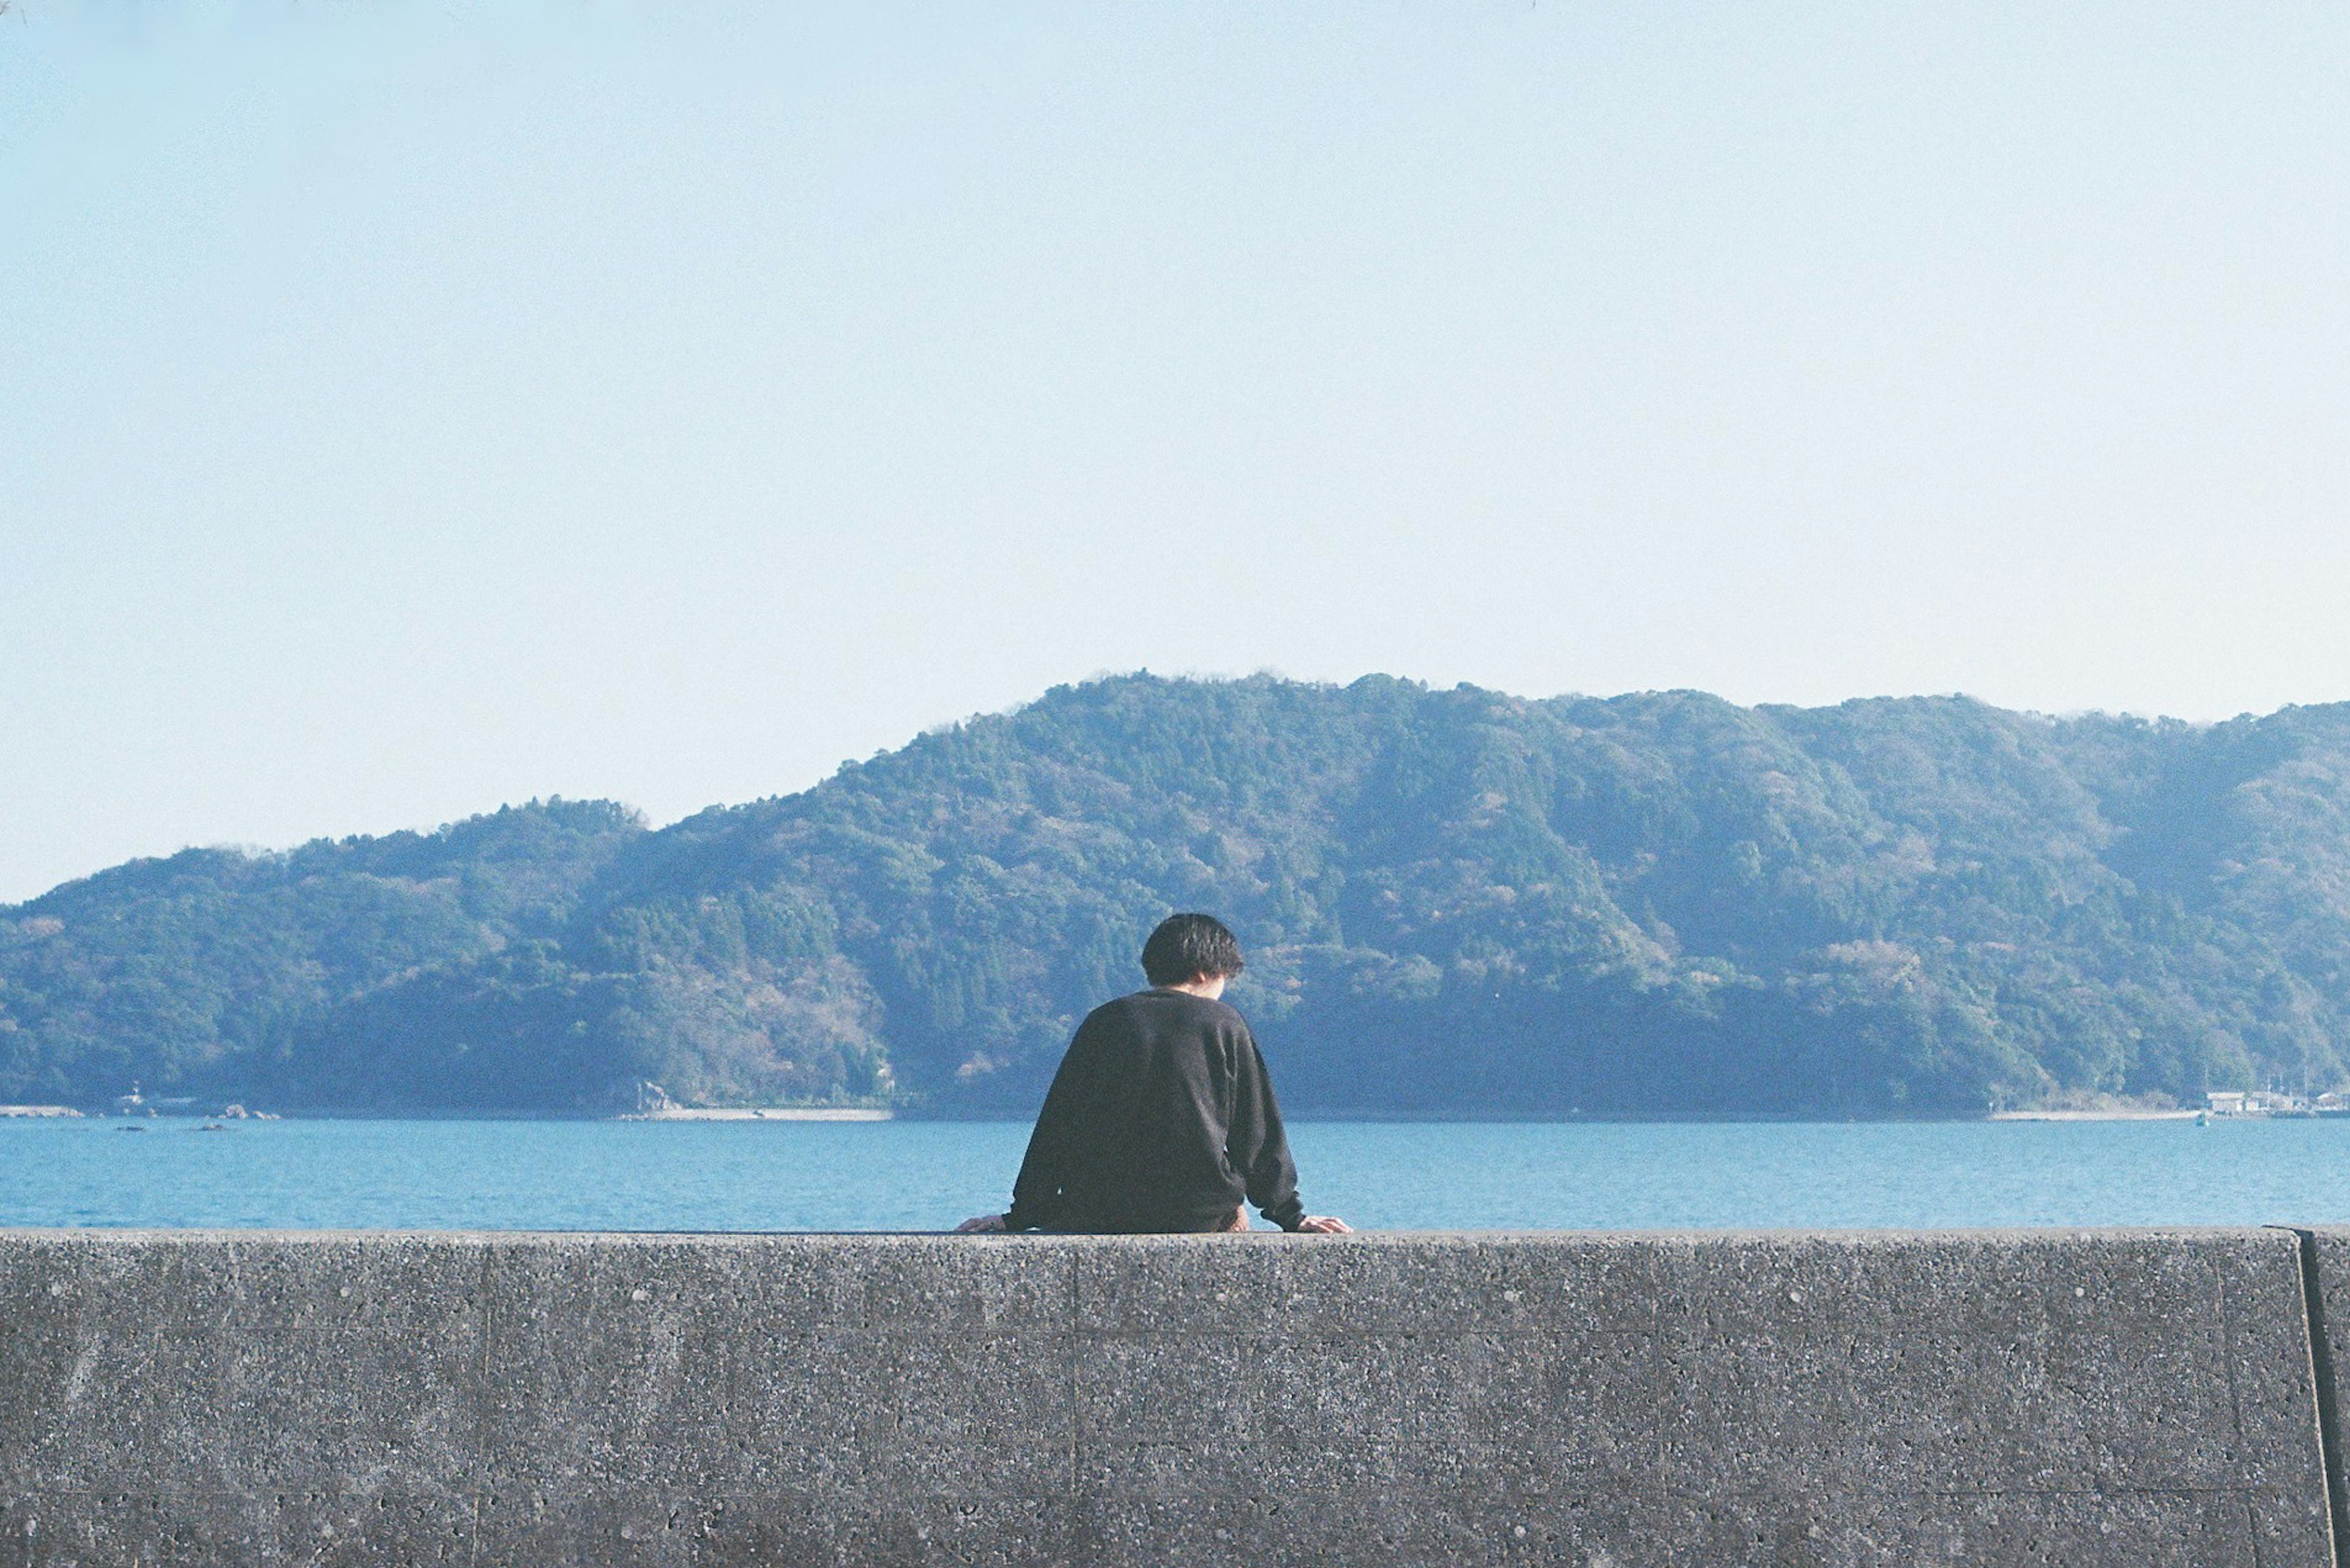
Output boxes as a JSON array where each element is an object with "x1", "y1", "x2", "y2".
[{"x1": 1141, "y1": 913, "x2": 1245, "y2": 987}]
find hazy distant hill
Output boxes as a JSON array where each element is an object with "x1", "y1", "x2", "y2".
[{"x1": 7, "y1": 674, "x2": 2350, "y2": 1118}]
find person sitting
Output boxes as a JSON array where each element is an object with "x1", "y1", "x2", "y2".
[{"x1": 957, "y1": 913, "x2": 1351, "y2": 1236}]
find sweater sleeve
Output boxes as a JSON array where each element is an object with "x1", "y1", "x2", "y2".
[
  {"x1": 1230, "y1": 1029, "x2": 1306, "y2": 1231},
  {"x1": 1003, "y1": 1023, "x2": 1094, "y2": 1233}
]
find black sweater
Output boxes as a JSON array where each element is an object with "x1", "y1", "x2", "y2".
[{"x1": 1002, "y1": 988, "x2": 1308, "y2": 1233}]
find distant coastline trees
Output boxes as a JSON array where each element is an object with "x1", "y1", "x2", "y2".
[{"x1": 4, "y1": 674, "x2": 2346, "y2": 1118}]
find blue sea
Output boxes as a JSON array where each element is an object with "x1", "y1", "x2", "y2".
[{"x1": 4, "y1": 1115, "x2": 2349, "y2": 1231}]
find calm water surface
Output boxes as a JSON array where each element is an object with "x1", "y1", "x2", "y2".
[{"x1": 5, "y1": 1116, "x2": 2349, "y2": 1231}]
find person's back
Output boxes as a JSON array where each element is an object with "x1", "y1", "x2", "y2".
[
  {"x1": 959, "y1": 913, "x2": 1349, "y2": 1236},
  {"x1": 1007, "y1": 987, "x2": 1297, "y2": 1233}
]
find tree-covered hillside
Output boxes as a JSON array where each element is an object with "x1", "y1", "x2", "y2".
[{"x1": 7, "y1": 674, "x2": 2350, "y2": 1117}]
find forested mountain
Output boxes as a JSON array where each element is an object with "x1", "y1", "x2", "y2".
[{"x1": 7, "y1": 674, "x2": 2350, "y2": 1118}]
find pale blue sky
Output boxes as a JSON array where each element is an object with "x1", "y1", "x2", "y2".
[{"x1": 5, "y1": 2, "x2": 2348, "y2": 902}]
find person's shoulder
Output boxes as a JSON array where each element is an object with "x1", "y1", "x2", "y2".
[
  {"x1": 1087, "y1": 989, "x2": 1254, "y2": 1037},
  {"x1": 1136, "y1": 988, "x2": 1250, "y2": 1032},
  {"x1": 1199, "y1": 993, "x2": 1250, "y2": 1031},
  {"x1": 1078, "y1": 991, "x2": 1171, "y2": 1032}
]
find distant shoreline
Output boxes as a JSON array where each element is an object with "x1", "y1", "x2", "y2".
[
  {"x1": 7, "y1": 1105, "x2": 2318, "y2": 1126},
  {"x1": 1987, "y1": 1108, "x2": 2203, "y2": 1122},
  {"x1": 618, "y1": 1107, "x2": 895, "y2": 1122}
]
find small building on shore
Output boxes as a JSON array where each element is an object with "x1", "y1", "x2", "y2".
[{"x1": 2205, "y1": 1090, "x2": 2316, "y2": 1116}]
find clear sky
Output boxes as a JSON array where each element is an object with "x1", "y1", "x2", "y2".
[{"x1": 4, "y1": 2, "x2": 2348, "y2": 903}]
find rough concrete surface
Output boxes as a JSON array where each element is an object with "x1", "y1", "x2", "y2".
[
  {"x1": 2288, "y1": 1225, "x2": 2350, "y2": 1568},
  {"x1": 0, "y1": 1228, "x2": 2335, "y2": 1567}
]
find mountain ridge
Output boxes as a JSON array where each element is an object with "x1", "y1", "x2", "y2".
[{"x1": 7, "y1": 673, "x2": 2349, "y2": 1118}]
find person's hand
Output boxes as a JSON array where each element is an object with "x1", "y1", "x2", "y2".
[
  {"x1": 1296, "y1": 1215, "x2": 1352, "y2": 1234},
  {"x1": 955, "y1": 1213, "x2": 1008, "y2": 1233}
]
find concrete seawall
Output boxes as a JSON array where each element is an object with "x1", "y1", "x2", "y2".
[{"x1": 1, "y1": 1227, "x2": 2344, "y2": 1566}]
